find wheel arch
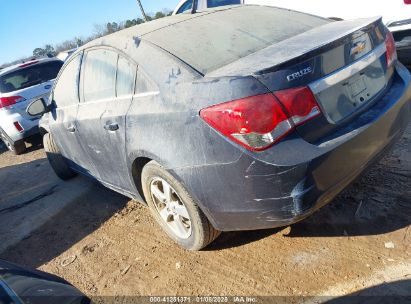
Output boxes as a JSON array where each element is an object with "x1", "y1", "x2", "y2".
[
  {"x1": 129, "y1": 151, "x2": 219, "y2": 230},
  {"x1": 39, "y1": 126, "x2": 49, "y2": 136},
  {"x1": 131, "y1": 156, "x2": 153, "y2": 203}
]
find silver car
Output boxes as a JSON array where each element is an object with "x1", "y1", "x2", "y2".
[{"x1": 0, "y1": 58, "x2": 63, "y2": 154}]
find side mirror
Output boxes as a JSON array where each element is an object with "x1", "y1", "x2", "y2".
[{"x1": 26, "y1": 98, "x2": 50, "y2": 117}]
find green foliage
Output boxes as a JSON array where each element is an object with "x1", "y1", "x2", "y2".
[
  {"x1": 154, "y1": 11, "x2": 165, "y2": 19},
  {"x1": 32, "y1": 44, "x2": 56, "y2": 57}
]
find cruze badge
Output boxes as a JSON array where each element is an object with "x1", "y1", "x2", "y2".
[
  {"x1": 287, "y1": 66, "x2": 313, "y2": 82},
  {"x1": 350, "y1": 41, "x2": 367, "y2": 56}
]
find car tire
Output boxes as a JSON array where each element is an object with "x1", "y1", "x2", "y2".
[
  {"x1": 142, "y1": 161, "x2": 220, "y2": 250},
  {"x1": 12, "y1": 140, "x2": 26, "y2": 155},
  {"x1": 43, "y1": 133, "x2": 77, "y2": 180},
  {"x1": 0, "y1": 129, "x2": 26, "y2": 155}
]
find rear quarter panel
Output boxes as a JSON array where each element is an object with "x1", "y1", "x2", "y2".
[{"x1": 124, "y1": 42, "x2": 269, "y2": 194}]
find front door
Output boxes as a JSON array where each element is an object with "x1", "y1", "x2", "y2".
[{"x1": 48, "y1": 53, "x2": 94, "y2": 175}]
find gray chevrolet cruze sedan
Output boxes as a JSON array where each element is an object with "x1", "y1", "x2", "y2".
[{"x1": 28, "y1": 5, "x2": 411, "y2": 250}]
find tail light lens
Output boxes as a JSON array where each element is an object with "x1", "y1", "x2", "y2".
[
  {"x1": 273, "y1": 87, "x2": 321, "y2": 126},
  {"x1": 0, "y1": 96, "x2": 25, "y2": 109},
  {"x1": 200, "y1": 88, "x2": 321, "y2": 152},
  {"x1": 405, "y1": 0, "x2": 411, "y2": 4},
  {"x1": 13, "y1": 122, "x2": 24, "y2": 132},
  {"x1": 385, "y1": 31, "x2": 397, "y2": 67},
  {"x1": 19, "y1": 60, "x2": 39, "y2": 68}
]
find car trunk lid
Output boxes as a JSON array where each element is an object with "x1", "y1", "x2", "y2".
[{"x1": 207, "y1": 16, "x2": 392, "y2": 143}]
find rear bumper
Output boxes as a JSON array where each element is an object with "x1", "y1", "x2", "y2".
[
  {"x1": 0, "y1": 111, "x2": 40, "y2": 143},
  {"x1": 172, "y1": 62, "x2": 411, "y2": 231}
]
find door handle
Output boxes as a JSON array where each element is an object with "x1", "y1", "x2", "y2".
[
  {"x1": 104, "y1": 123, "x2": 119, "y2": 132},
  {"x1": 67, "y1": 125, "x2": 76, "y2": 133}
]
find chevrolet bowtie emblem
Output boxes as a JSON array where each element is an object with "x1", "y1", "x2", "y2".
[{"x1": 350, "y1": 41, "x2": 367, "y2": 56}]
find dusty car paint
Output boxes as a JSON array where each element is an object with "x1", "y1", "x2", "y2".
[{"x1": 39, "y1": 5, "x2": 411, "y2": 232}]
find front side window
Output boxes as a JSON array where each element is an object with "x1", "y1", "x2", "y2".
[
  {"x1": 207, "y1": 0, "x2": 241, "y2": 8},
  {"x1": 0, "y1": 61, "x2": 63, "y2": 93},
  {"x1": 177, "y1": 0, "x2": 193, "y2": 14},
  {"x1": 83, "y1": 49, "x2": 118, "y2": 102},
  {"x1": 116, "y1": 56, "x2": 136, "y2": 97},
  {"x1": 53, "y1": 55, "x2": 81, "y2": 108}
]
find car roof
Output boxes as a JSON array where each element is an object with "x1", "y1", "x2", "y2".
[
  {"x1": 79, "y1": 5, "x2": 328, "y2": 75},
  {"x1": 82, "y1": 5, "x2": 233, "y2": 47},
  {"x1": 0, "y1": 58, "x2": 62, "y2": 77}
]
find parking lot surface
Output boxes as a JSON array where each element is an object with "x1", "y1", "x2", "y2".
[{"x1": 0, "y1": 123, "x2": 410, "y2": 298}]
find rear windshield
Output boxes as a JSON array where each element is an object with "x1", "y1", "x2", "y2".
[
  {"x1": 0, "y1": 61, "x2": 63, "y2": 93},
  {"x1": 144, "y1": 6, "x2": 329, "y2": 74}
]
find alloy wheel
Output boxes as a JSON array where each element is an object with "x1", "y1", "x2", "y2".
[{"x1": 150, "y1": 177, "x2": 192, "y2": 239}]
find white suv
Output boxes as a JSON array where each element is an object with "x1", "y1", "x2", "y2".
[{"x1": 0, "y1": 58, "x2": 63, "y2": 154}]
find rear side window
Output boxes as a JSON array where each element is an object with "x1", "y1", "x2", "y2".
[
  {"x1": 176, "y1": 0, "x2": 193, "y2": 14},
  {"x1": 0, "y1": 61, "x2": 63, "y2": 93},
  {"x1": 116, "y1": 56, "x2": 136, "y2": 97},
  {"x1": 53, "y1": 55, "x2": 82, "y2": 108},
  {"x1": 207, "y1": 0, "x2": 241, "y2": 8},
  {"x1": 83, "y1": 49, "x2": 118, "y2": 102}
]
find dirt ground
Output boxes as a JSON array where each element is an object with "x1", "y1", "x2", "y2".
[{"x1": 0, "y1": 123, "x2": 410, "y2": 300}]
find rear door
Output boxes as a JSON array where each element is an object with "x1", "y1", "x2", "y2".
[{"x1": 77, "y1": 48, "x2": 136, "y2": 191}]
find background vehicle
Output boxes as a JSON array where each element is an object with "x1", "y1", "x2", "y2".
[
  {"x1": 0, "y1": 259, "x2": 90, "y2": 303},
  {"x1": 173, "y1": 0, "x2": 241, "y2": 14},
  {"x1": 57, "y1": 48, "x2": 78, "y2": 62},
  {"x1": 28, "y1": 5, "x2": 411, "y2": 250},
  {"x1": 173, "y1": 0, "x2": 411, "y2": 66},
  {"x1": 0, "y1": 58, "x2": 63, "y2": 154}
]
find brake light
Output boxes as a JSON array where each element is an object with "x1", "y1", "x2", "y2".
[
  {"x1": 385, "y1": 31, "x2": 397, "y2": 67},
  {"x1": 0, "y1": 96, "x2": 25, "y2": 109},
  {"x1": 405, "y1": 0, "x2": 411, "y2": 4},
  {"x1": 19, "y1": 60, "x2": 39, "y2": 68},
  {"x1": 13, "y1": 122, "x2": 24, "y2": 132},
  {"x1": 273, "y1": 87, "x2": 321, "y2": 126},
  {"x1": 200, "y1": 94, "x2": 293, "y2": 151}
]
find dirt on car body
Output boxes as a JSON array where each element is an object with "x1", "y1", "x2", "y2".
[{"x1": 0, "y1": 123, "x2": 410, "y2": 297}]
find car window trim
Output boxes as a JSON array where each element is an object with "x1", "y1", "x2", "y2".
[{"x1": 116, "y1": 55, "x2": 138, "y2": 98}]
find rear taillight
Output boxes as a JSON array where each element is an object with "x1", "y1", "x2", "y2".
[
  {"x1": 405, "y1": 0, "x2": 411, "y2": 4},
  {"x1": 200, "y1": 94, "x2": 292, "y2": 151},
  {"x1": 385, "y1": 31, "x2": 398, "y2": 67},
  {"x1": 13, "y1": 122, "x2": 24, "y2": 132},
  {"x1": 19, "y1": 60, "x2": 38, "y2": 68},
  {"x1": 273, "y1": 87, "x2": 321, "y2": 126},
  {"x1": 200, "y1": 88, "x2": 321, "y2": 152},
  {"x1": 0, "y1": 96, "x2": 25, "y2": 109}
]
